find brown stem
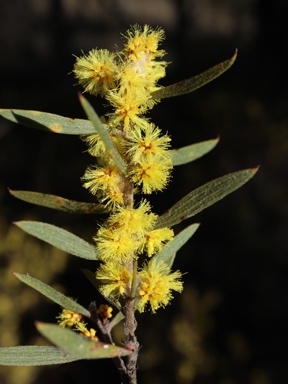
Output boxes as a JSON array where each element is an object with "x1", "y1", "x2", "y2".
[{"x1": 123, "y1": 297, "x2": 139, "y2": 384}]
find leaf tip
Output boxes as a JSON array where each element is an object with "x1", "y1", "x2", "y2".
[
  {"x1": 13, "y1": 272, "x2": 21, "y2": 280},
  {"x1": 13, "y1": 221, "x2": 21, "y2": 228},
  {"x1": 251, "y1": 165, "x2": 260, "y2": 174},
  {"x1": 8, "y1": 187, "x2": 20, "y2": 198},
  {"x1": 35, "y1": 321, "x2": 44, "y2": 331},
  {"x1": 232, "y1": 48, "x2": 238, "y2": 62},
  {"x1": 78, "y1": 92, "x2": 86, "y2": 107}
]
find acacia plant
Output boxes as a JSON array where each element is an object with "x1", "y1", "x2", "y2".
[{"x1": 0, "y1": 25, "x2": 257, "y2": 383}]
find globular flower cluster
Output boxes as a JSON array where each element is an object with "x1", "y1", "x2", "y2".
[
  {"x1": 138, "y1": 259, "x2": 183, "y2": 313},
  {"x1": 74, "y1": 25, "x2": 183, "y2": 313}
]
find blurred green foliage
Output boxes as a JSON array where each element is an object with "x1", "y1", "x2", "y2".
[{"x1": 0, "y1": 216, "x2": 69, "y2": 384}]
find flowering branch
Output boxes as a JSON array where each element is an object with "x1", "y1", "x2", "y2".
[{"x1": 0, "y1": 24, "x2": 257, "y2": 384}]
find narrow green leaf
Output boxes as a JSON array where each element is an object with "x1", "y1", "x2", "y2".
[
  {"x1": 79, "y1": 94, "x2": 127, "y2": 174},
  {"x1": 81, "y1": 269, "x2": 122, "y2": 310},
  {"x1": 151, "y1": 50, "x2": 237, "y2": 100},
  {"x1": 0, "y1": 346, "x2": 79, "y2": 366},
  {"x1": 0, "y1": 109, "x2": 96, "y2": 134},
  {"x1": 172, "y1": 138, "x2": 219, "y2": 166},
  {"x1": 14, "y1": 273, "x2": 90, "y2": 318},
  {"x1": 156, "y1": 168, "x2": 258, "y2": 229},
  {"x1": 15, "y1": 221, "x2": 98, "y2": 260},
  {"x1": 155, "y1": 223, "x2": 200, "y2": 269},
  {"x1": 36, "y1": 322, "x2": 131, "y2": 359},
  {"x1": 9, "y1": 189, "x2": 108, "y2": 214}
]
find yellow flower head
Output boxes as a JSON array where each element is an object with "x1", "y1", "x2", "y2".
[
  {"x1": 119, "y1": 24, "x2": 168, "y2": 111},
  {"x1": 82, "y1": 164, "x2": 127, "y2": 208},
  {"x1": 95, "y1": 200, "x2": 157, "y2": 261},
  {"x1": 57, "y1": 308, "x2": 83, "y2": 328},
  {"x1": 125, "y1": 123, "x2": 171, "y2": 163},
  {"x1": 97, "y1": 304, "x2": 113, "y2": 321},
  {"x1": 96, "y1": 227, "x2": 137, "y2": 261},
  {"x1": 106, "y1": 200, "x2": 156, "y2": 233},
  {"x1": 116, "y1": 65, "x2": 148, "y2": 91},
  {"x1": 122, "y1": 24, "x2": 166, "y2": 64},
  {"x1": 145, "y1": 227, "x2": 174, "y2": 257},
  {"x1": 107, "y1": 87, "x2": 153, "y2": 131},
  {"x1": 73, "y1": 49, "x2": 118, "y2": 96},
  {"x1": 129, "y1": 156, "x2": 172, "y2": 194},
  {"x1": 96, "y1": 261, "x2": 132, "y2": 298},
  {"x1": 137, "y1": 259, "x2": 183, "y2": 313}
]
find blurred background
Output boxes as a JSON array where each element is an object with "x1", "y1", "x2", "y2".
[{"x1": 0, "y1": 1, "x2": 287, "y2": 383}]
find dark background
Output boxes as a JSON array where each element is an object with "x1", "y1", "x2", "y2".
[{"x1": 0, "y1": 1, "x2": 287, "y2": 384}]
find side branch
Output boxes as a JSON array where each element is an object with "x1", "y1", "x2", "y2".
[{"x1": 89, "y1": 302, "x2": 128, "y2": 382}]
